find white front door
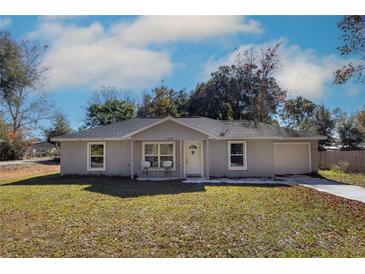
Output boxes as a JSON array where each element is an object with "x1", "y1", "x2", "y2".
[{"x1": 185, "y1": 141, "x2": 202, "y2": 176}]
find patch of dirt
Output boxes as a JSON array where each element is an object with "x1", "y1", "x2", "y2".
[{"x1": 0, "y1": 163, "x2": 60, "y2": 182}]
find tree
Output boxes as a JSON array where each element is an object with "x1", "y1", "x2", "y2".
[
  {"x1": 189, "y1": 43, "x2": 286, "y2": 122},
  {"x1": 137, "y1": 93, "x2": 153, "y2": 117},
  {"x1": 336, "y1": 109, "x2": 364, "y2": 150},
  {"x1": 44, "y1": 112, "x2": 72, "y2": 146},
  {"x1": 313, "y1": 104, "x2": 336, "y2": 150},
  {"x1": 0, "y1": 114, "x2": 26, "y2": 160},
  {"x1": 334, "y1": 16, "x2": 365, "y2": 84},
  {"x1": 280, "y1": 99, "x2": 336, "y2": 150},
  {"x1": 137, "y1": 85, "x2": 190, "y2": 117},
  {"x1": 148, "y1": 85, "x2": 176, "y2": 116},
  {"x1": 173, "y1": 89, "x2": 190, "y2": 117},
  {"x1": 0, "y1": 31, "x2": 51, "y2": 136},
  {"x1": 280, "y1": 96, "x2": 317, "y2": 130},
  {"x1": 188, "y1": 69, "x2": 238, "y2": 120},
  {"x1": 84, "y1": 87, "x2": 135, "y2": 128},
  {"x1": 356, "y1": 105, "x2": 365, "y2": 134}
]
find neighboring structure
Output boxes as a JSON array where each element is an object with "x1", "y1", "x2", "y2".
[
  {"x1": 25, "y1": 141, "x2": 59, "y2": 158},
  {"x1": 52, "y1": 116, "x2": 326, "y2": 178}
]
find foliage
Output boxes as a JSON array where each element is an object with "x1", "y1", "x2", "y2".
[
  {"x1": 188, "y1": 71, "x2": 238, "y2": 120},
  {"x1": 0, "y1": 31, "x2": 51, "y2": 136},
  {"x1": 189, "y1": 44, "x2": 286, "y2": 122},
  {"x1": 280, "y1": 99, "x2": 336, "y2": 150},
  {"x1": 356, "y1": 105, "x2": 365, "y2": 134},
  {"x1": 313, "y1": 104, "x2": 336, "y2": 150},
  {"x1": 84, "y1": 86, "x2": 135, "y2": 127},
  {"x1": 44, "y1": 112, "x2": 73, "y2": 146},
  {"x1": 137, "y1": 85, "x2": 190, "y2": 117},
  {"x1": 335, "y1": 109, "x2": 364, "y2": 150},
  {"x1": 1, "y1": 170, "x2": 365, "y2": 257},
  {"x1": 334, "y1": 16, "x2": 365, "y2": 84},
  {"x1": 0, "y1": 117, "x2": 26, "y2": 160},
  {"x1": 330, "y1": 161, "x2": 350, "y2": 173},
  {"x1": 280, "y1": 96, "x2": 317, "y2": 130}
]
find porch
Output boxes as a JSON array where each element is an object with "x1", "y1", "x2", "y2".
[{"x1": 129, "y1": 139, "x2": 211, "y2": 180}]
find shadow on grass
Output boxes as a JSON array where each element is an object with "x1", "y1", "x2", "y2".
[
  {"x1": 1, "y1": 174, "x2": 290, "y2": 199},
  {"x1": 1, "y1": 174, "x2": 205, "y2": 198}
]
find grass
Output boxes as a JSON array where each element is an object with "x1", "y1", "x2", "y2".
[
  {"x1": 0, "y1": 164, "x2": 365, "y2": 257},
  {"x1": 319, "y1": 169, "x2": 365, "y2": 188}
]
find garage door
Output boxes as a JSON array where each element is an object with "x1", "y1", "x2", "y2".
[{"x1": 273, "y1": 143, "x2": 311, "y2": 175}]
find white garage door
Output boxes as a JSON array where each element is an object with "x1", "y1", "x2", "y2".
[{"x1": 273, "y1": 143, "x2": 311, "y2": 175}]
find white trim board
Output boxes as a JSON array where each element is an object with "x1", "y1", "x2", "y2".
[
  {"x1": 53, "y1": 136, "x2": 326, "y2": 142},
  {"x1": 52, "y1": 137, "x2": 126, "y2": 141},
  {"x1": 228, "y1": 140, "x2": 247, "y2": 171},
  {"x1": 141, "y1": 141, "x2": 176, "y2": 171},
  {"x1": 87, "y1": 141, "x2": 106, "y2": 172}
]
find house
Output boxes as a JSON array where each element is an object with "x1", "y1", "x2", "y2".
[
  {"x1": 24, "y1": 141, "x2": 59, "y2": 158},
  {"x1": 52, "y1": 116, "x2": 326, "y2": 179}
]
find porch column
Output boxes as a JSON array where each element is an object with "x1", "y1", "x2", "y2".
[
  {"x1": 206, "y1": 139, "x2": 210, "y2": 179},
  {"x1": 179, "y1": 140, "x2": 183, "y2": 178},
  {"x1": 130, "y1": 139, "x2": 134, "y2": 179}
]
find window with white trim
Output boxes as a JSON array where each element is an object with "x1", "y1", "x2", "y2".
[
  {"x1": 143, "y1": 142, "x2": 175, "y2": 170},
  {"x1": 228, "y1": 141, "x2": 247, "y2": 170},
  {"x1": 88, "y1": 142, "x2": 106, "y2": 171}
]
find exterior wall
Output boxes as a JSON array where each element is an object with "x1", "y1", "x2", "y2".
[
  {"x1": 209, "y1": 139, "x2": 274, "y2": 177},
  {"x1": 60, "y1": 138, "x2": 319, "y2": 177},
  {"x1": 60, "y1": 140, "x2": 131, "y2": 176},
  {"x1": 132, "y1": 120, "x2": 208, "y2": 140},
  {"x1": 208, "y1": 139, "x2": 319, "y2": 177}
]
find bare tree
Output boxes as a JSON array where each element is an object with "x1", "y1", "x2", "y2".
[
  {"x1": 233, "y1": 43, "x2": 285, "y2": 122},
  {"x1": 0, "y1": 31, "x2": 51, "y2": 135},
  {"x1": 82, "y1": 86, "x2": 136, "y2": 128}
]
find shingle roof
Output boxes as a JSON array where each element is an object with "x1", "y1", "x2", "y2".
[{"x1": 52, "y1": 116, "x2": 325, "y2": 141}]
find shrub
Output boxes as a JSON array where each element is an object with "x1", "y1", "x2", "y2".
[
  {"x1": 330, "y1": 161, "x2": 350, "y2": 173},
  {"x1": 0, "y1": 136, "x2": 27, "y2": 161}
]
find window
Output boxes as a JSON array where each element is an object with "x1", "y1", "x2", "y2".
[
  {"x1": 87, "y1": 142, "x2": 106, "y2": 171},
  {"x1": 143, "y1": 142, "x2": 175, "y2": 170},
  {"x1": 228, "y1": 141, "x2": 247, "y2": 170}
]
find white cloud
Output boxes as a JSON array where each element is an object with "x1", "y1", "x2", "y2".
[
  {"x1": 109, "y1": 16, "x2": 263, "y2": 46},
  {"x1": 29, "y1": 16, "x2": 262, "y2": 91},
  {"x1": 203, "y1": 39, "x2": 348, "y2": 100},
  {"x1": 0, "y1": 17, "x2": 11, "y2": 29}
]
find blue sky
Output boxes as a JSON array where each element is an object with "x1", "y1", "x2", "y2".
[{"x1": 0, "y1": 16, "x2": 364, "y2": 134}]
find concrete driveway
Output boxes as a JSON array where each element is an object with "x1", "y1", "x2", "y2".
[{"x1": 287, "y1": 175, "x2": 365, "y2": 203}]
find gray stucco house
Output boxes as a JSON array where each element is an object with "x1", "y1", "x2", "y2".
[{"x1": 52, "y1": 116, "x2": 326, "y2": 179}]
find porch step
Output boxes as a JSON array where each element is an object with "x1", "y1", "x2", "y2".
[
  {"x1": 136, "y1": 177, "x2": 181, "y2": 181},
  {"x1": 183, "y1": 178, "x2": 288, "y2": 185}
]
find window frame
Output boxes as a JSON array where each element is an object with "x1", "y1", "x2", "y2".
[
  {"x1": 228, "y1": 140, "x2": 247, "y2": 170},
  {"x1": 87, "y1": 142, "x2": 106, "y2": 171},
  {"x1": 142, "y1": 141, "x2": 176, "y2": 171}
]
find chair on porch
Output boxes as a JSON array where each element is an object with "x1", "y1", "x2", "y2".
[
  {"x1": 141, "y1": 161, "x2": 151, "y2": 176},
  {"x1": 162, "y1": 160, "x2": 173, "y2": 176}
]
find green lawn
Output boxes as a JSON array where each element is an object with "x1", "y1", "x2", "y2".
[
  {"x1": 1, "y1": 172, "x2": 365, "y2": 257},
  {"x1": 319, "y1": 169, "x2": 365, "y2": 188}
]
